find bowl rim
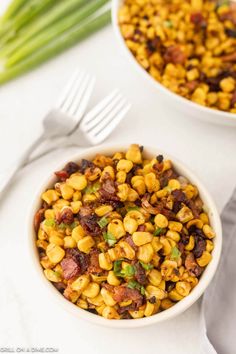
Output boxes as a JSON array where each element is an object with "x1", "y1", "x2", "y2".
[
  {"x1": 111, "y1": 0, "x2": 236, "y2": 124},
  {"x1": 28, "y1": 144, "x2": 222, "y2": 328}
]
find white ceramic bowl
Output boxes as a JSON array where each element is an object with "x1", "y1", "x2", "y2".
[
  {"x1": 112, "y1": 0, "x2": 236, "y2": 127},
  {"x1": 28, "y1": 145, "x2": 222, "y2": 328}
]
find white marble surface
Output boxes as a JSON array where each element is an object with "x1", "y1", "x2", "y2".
[{"x1": 0, "y1": 0, "x2": 236, "y2": 353}]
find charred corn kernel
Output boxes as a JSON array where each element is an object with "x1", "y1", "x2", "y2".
[
  {"x1": 161, "y1": 260, "x2": 178, "y2": 279},
  {"x1": 168, "y1": 221, "x2": 183, "y2": 232},
  {"x1": 203, "y1": 224, "x2": 215, "y2": 239},
  {"x1": 82, "y1": 283, "x2": 100, "y2": 298},
  {"x1": 161, "y1": 298, "x2": 174, "y2": 310},
  {"x1": 77, "y1": 236, "x2": 95, "y2": 254},
  {"x1": 96, "y1": 304, "x2": 106, "y2": 316},
  {"x1": 42, "y1": 189, "x2": 59, "y2": 205},
  {"x1": 200, "y1": 213, "x2": 209, "y2": 224},
  {"x1": 125, "y1": 144, "x2": 142, "y2": 164},
  {"x1": 220, "y1": 77, "x2": 235, "y2": 93},
  {"x1": 91, "y1": 274, "x2": 107, "y2": 283},
  {"x1": 154, "y1": 214, "x2": 168, "y2": 228},
  {"x1": 206, "y1": 240, "x2": 214, "y2": 253},
  {"x1": 156, "y1": 189, "x2": 168, "y2": 198},
  {"x1": 144, "y1": 173, "x2": 160, "y2": 192},
  {"x1": 166, "y1": 230, "x2": 180, "y2": 242},
  {"x1": 73, "y1": 191, "x2": 82, "y2": 201},
  {"x1": 117, "y1": 183, "x2": 129, "y2": 201},
  {"x1": 123, "y1": 216, "x2": 138, "y2": 234},
  {"x1": 137, "y1": 243, "x2": 154, "y2": 263},
  {"x1": 38, "y1": 228, "x2": 47, "y2": 240},
  {"x1": 119, "y1": 241, "x2": 136, "y2": 260},
  {"x1": 144, "y1": 302, "x2": 155, "y2": 317},
  {"x1": 67, "y1": 175, "x2": 87, "y2": 191},
  {"x1": 53, "y1": 199, "x2": 69, "y2": 212},
  {"x1": 151, "y1": 238, "x2": 162, "y2": 252},
  {"x1": 82, "y1": 193, "x2": 97, "y2": 203},
  {"x1": 126, "y1": 210, "x2": 145, "y2": 225},
  {"x1": 185, "y1": 235, "x2": 195, "y2": 251},
  {"x1": 44, "y1": 269, "x2": 61, "y2": 282},
  {"x1": 159, "y1": 237, "x2": 172, "y2": 255},
  {"x1": 197, "y1": 251, "x2": 212, "y2": 267},
  {"x1": 77, "y1": 299, "x2": 88, "y2": 310},
  {"x1": 108, "y1": 219, "x2": 126, "y2": 239},
  {"x1": 168, "y1": 179, "x2": 181, "y2": 190},
  {"x1": 71, "y1": 275, "x2": 90, "y2": 292},
  {"x1": 145, "y1": 222, "x2": 154, "y2": 232},
  {"x1": 169, "y1": 289, "x2": 184, "y2": 302},
  {"x1": 116, "y1": 171, "x2": 127, "y2": 184},
  {"x1": 44, "y1": 209, "x2": 55, "y2": 219},
  {"x1": 162, "y1": 160, "x2": 172, "y2": 171},
  {"x1": 87, "y1": 293, "x2": 104, "y2": 306},
  {"x1": 102, "y1": 166, "x2": 115, "y2": 180},
  {"x1": 101, "y1": 288, "x2": 117, "y2": 306},
  {"x1": 131, "y1": 176, "x2": 146, "y2": 195},
  {"x1": 49, "y1": 235, "x2": 64, "y2": 246},
  {"x1": 120, "y1": 300, "x2": 132, "y2": 307},
  {"x1": 186, "y1": 68, "x2": 199, "y2": 81},
  {"x1": 117, "y1": 159, "x2": 133, "y2": 173},
  {"x1": 129, "y1": 309, "x2": 145, "y2": 319},
  {"x1": 107, "y1": 271, "x2": 121, "y2": 286},
  {"x1": 64, "y1": 236, "x2": 76, "y2": 248},
  {"x1": 176, "y1": 206, "x2": 194, "y2": 223},
  {"x1": 113, "y1": 152, "x2": 124, "y2": 160},
  {"x1": 40, "y1": 256, "x2": 54, "y2": 269},
  {"x1": 148, "y1": 269, "x2": 162, "y2": 286},
  {"x1": 132, "y1": 231, "x2": 153, "y2": 246},
  {"x1": 72, "y1": 225, "x2": 85, "y2": 242},
  {"x1": 60, "y1": 183, "x2": 74, "y2": 200},
  {"x1": 187, "y1": 219, "x2": 203, "y2": 229},
  {"x1": 99, "y1": 253, "x2": 113, "y2": 270},
  {"x1": 46, "y1": 243, "x2": 65, "y2": 263},
  {"x1": 108, "y1": 246, "x2": 122, "y2": 261},
  {"x1": 184, "y1": 185, "x2": 198, "y2": 199},
  {"x1": 127, "y1": 188, "x2": 139, "y2": 202},
  {"x1": 95, "y1": 205, "x2": 113, "y2": 217},
  {"x1": 176, "y1": 281, "x2": 191, "y2": 297},
  {"x1": 102, "y1": 306, "x2": 120, "y2": 319},
  {"x1": 146, "y1": 285, "x2": 166, "y2": 300},
  {"x1": 70, "y1": 201, "x2": 82, "y2": 214}
]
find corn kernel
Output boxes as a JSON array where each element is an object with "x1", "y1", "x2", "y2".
[
  {"x1": 46, "y1": 243, "x2": 65, "y2": 263},
  {"x1": 117, "y1": 159, "x2": 133, "y2": 173},
  {"x1": 137, "y1": 243, "x2": 154, "y2": 263},
  {"x1": 196, "y1": 251, "x2": 212, "y2": 267},
  {"x1": 132, "y1": 231, "x2": 153, "y2": 246},
  {"x1": 203, "y1": 224, "x2": 215, "y2": 239},
  {"x1": 42, "y1": 190, "x2": 59, "y2": 205},
  {"x1": 77, "y1": 236, "x2": 95, "y2": 253},
  {"x1": 154, "y1": 214, "x2": 168, "y2": 228},
  {"x1": 99, "y1": 253, "x2": 113, "y2": 270},
  {"x1": 101, "y1": 288, "x2": 117, "y2": 306},
  {"x1": 82, "y1": 282, "x2": 100, "y2": 298},
  {"x1": 95, "y1": 205, "x2": 113, "y2": 217},
  {"x1": 67, "y1": 175, "x2": 87, "y2": 191},
  {"x1": 148, "y1": 269, "x2": 162, "y2": 286}
]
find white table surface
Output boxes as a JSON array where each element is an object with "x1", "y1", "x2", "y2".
[{"x1": 0, "y1": 1, "x2": 235, "y2": 353}]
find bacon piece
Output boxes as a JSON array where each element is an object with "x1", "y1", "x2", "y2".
[
  {"x1": 34, "y1": 208, "x2": 45, "y2": 232},
  {"x1": 54, "y1": 170, "x2": 69, "y2": 181},
  {"x1": 55, "y1": 162, "x2": 79, "y2": 181},
  {"x1": 221, "y1": 52, "x2": 236, "y2": 62},
  {"x1": 88, "y1": 249, "x2": 103, "y2": 274},
  {"x1": 190, "y1": 12, "x2": 206, "y2": 27},
  {"x1": 57, "y1": 207, "x2": 74, "y2": 224},
  {"x1": 141, "y1": 195, "x2": 162, "y2": 214},
  {"x1": 185, "y1": 253, "x2": 203, "y2": 277},
  {"x1": 61, "y1": 257, "x2": 81, "y2": 280},
  {"x1": 79, "y1": 213, "x2": 101, "y2": 237},
  {"x1": 125, "y1": 235, "x2": 138, "y2": 251},
  {"x1": 134, "y1": 262, "x2": 147, "y2": 285},
  {"x1": 193, "y1": 236, "x2": 206, "y2": 258},
  {"x1": 113, "y1": 286, "x2": 143, "y2": 308},
  {"x1": 163, "y1": 45, "x2": 186, "y2": 65}
]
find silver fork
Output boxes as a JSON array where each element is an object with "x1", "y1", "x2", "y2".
[
  {"x1": 27, "y1": 90, "x2": 131, "y2": 163},
  {"x1": 0, "y1": 70, "x2": 95, "y2": 196}
]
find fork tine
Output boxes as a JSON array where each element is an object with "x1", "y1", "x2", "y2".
[
  {"x1": 67, "y1": 74, "x2": 95, "y2": 117},
  {"x1": 74, "y1": 76, "x2": 96, "y2": 119},
  {"x1": 88, "y1": 101, "x2": 131, "y2": 144},
  {"x1": 61, "y1": 71, "x2": 87, "y2": 112},
  {"x1": 81, "y1": 89, "x2": 120, "y2": 128},
  {"x1": 55, "y1": 69, "x2": 82, "y2": 108}
]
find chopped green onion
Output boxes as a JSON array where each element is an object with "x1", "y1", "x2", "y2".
[
  {"x1": 103, "y1": 231, "x2": 117, "y2": 247},
  {"x1": 154, "y1": 227, "x2": 164, "y2": 236},
  {"x1": 85, "y1": 181, "x2": 101, "y2": 194},
  {"x1": 140, "y1": 261, "x2": 153, "y2": 271},
  {"x1": 170, "y1": 246, "x2": 181, "y2": 261},
  {"x1": 1, "y1": 0, "x2": 27, "y2": 24},
  {"x1": 44, "y1": 218, "x2": 55, "y2": 227},
  {"x1": 163, "y1": 20, "x2": 173, "y2": 28},
  {"x1": 113, "y1": 260, "x2": 122, "y2": 276},
  {"x1": 97, "y1": 216, "x2": 109, "y2": 228},
  {"x1": 0, "y1": 10, "x2": 111, "y2": 85},
  {"x1": 6, "y1": 0, "x2": 110, "y2": 68},
  {"x1": 140, "y1": 286, "x2": 145, "y2": 295},
  {"x1": 127, "y1": 280, "x2": 145, "y2": 295},
  {"x1": 120, "y1": 265, "x2": 135, "y2": 277},
  {"x1": 127, "y1": 206, "x2": 140, "y2": 211},
  {"x1": 58, "y1": 221, "x2": 78, "y2": 230}
]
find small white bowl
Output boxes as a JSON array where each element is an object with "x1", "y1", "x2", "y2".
[
  {"x1": 112, "y1": 0, "x2": 236, "y2": 127},
  {"x1": 28, "y1": 145, "x2": 222, "y2": 328}
]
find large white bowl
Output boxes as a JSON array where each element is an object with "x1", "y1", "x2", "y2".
[
  {"x1": 28, "y1": 145, "x2": 222, "y2": 328},
  {"x1": 112, "y1": 0, "x2": 236, "y2": 127}
]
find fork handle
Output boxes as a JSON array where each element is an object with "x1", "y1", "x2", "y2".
[{"x1": 0, "y1": 133, "x2": 45, "y2": 197}]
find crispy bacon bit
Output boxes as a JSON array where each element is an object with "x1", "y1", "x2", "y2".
[
  {"x1": 54, "y1": 170, "x2": 69, "y2": 181},
  {"x1": 221, "y1": 51, "x2": 236, "y2": 62},
  {"x1": 134, "y1": 262, "x2": 147, "y2": 285},
  {"x1": 79, "y1": 213, "x2": 101, "y2": 237},
  {"x1": 34, "y1": 208, "x2": 45, "y2": 232},
  {"x1": 172, "y1": 189, "x2": 186, "y2": 203},
  {"x1": 125, "y1": 235, "x2": 138, "y2": 251},
  {"x1": 61, "y1": 257, "x2": 81, "y2": 280},
  {"x1": 118, "y1": 303, "x2": 136, "y2": 314},
  {"x1": 185, "y1": 253, "x2": 203, "y2": 277},
  {"x1": 88, "y1": 249, "x2": 103, "y2": 274},
  {"x1": 193, "y1": 236, "x2": 206, "y2": 258},
  {"x1": 231, "y1": 91, "x2": 236, "y2": 106},
  {"x1": 113, "y1": 286, "x2": 143, "y2": 308},
  {"x1": 160, "y1": 169, "x2": 178, "y2": 188},
  {"x1": 99, "y1": 177, "x2": 121, "y2": 207},
  {"x1": 55, "y1": 162, "x2": 79, "y2": 181},
  {"x1": 137, "y1": 225, "x2": 146, "y2": 232},
  {"x1": 57, "y1": 207, "x2": 74, "y2": 224},
  {"x1": 163, "y1": 45, "x2": 186, "y2": 65},
  {"x1": 190, "y1": 12, "x2": 206, "y2": 27},
  {"x1": 142, "y1": 194, "x2": 161, "y2": 214},
  {"x1": 185, "y1": 80, "x2": 199, "y2": 92},
  {"x1": 78, "y1": 206, "x2": 93, "y2": 218},
  {"x1": 53, "y1": 282, "x2": 66, "y2": 293}
]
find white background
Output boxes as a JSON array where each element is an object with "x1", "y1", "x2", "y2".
[{"x1": 0, "y1": 0, "x2": 235, "y2": 353}]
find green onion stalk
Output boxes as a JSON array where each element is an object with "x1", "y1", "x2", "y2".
[
  {"x1": 0, "y1": 0, "x2": 27, "y2": 24},
  {"x1": 0, "y1": 10, "x2": 111, "y2": 85}
]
